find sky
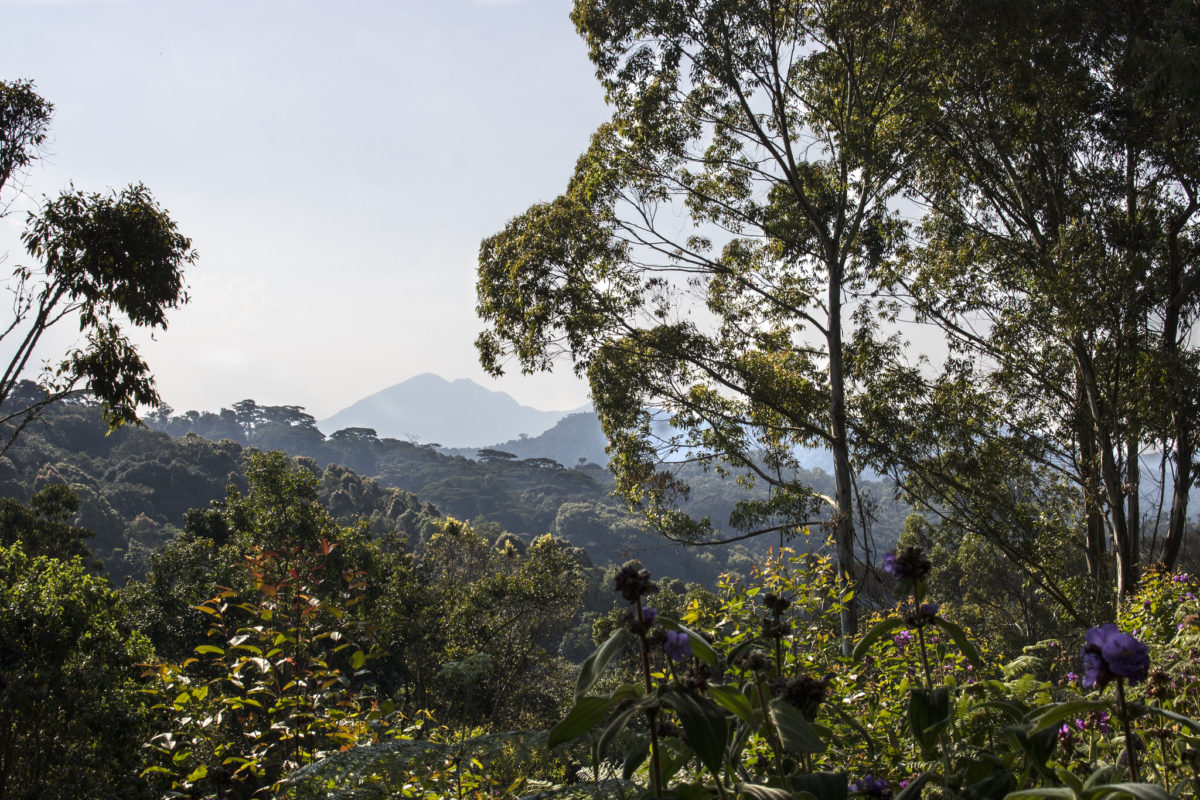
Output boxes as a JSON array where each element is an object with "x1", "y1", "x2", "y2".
[{"x1": 0, "y1": 0, "x2": 606, "y2": 419}]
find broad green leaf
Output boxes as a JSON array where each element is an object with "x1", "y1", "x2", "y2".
[
  {"x1": 851, "y1": 617, "x2": 906, "y2": 662},
  {"x1": 549, "y1": 684, "x2": 639, "y2": 748},
  {"x1": 708, "y1": 683, "x2": 757, "y2": 723},
  {"x1": 622, "y1": 734, "x2": 649, "y2": 781},
  {"x1": 185, "y1": 764, "x2": 209, "y2": 783},
  {"x1": 768, "y1": 698, "x2": 826, "y2": 754},
  {"x1": 1055, "y1": 768, "x2": 1084, "y2": 793},
  {"x1": 789, "y1": 771, "x2": 847, "y2": 800},
  {"x1": 1004, "y1": 790, "x2": 1079, "y2": 800},
  {"x1": 734, "y1": 783, "x2": 795, "y2": 800},
  {"x1": 194, "y1": 644, "x2": 224, "y2": 656},
  {"x1": 1094, "y1": 784, "x2": 1173, "y2": 800},
  {"x1": 968, "y1": 699, "x2": 1026, "y2": 722},
  {"x1": 675, "y1": 783, "x2": 715, "y2": 800},
  {"x1": 908, "y1": 687, "x2": 952, "y2": 755},
  {"x1": 597, "y1": 702, "x2": 641, "y2": 761},
  {"x1": 661, "y1": 687, "x2": 729, "y2": 776},
  {"x1": 350, "y1": 650, "x2": 366, "y2": 670},
  {"x1": 576, "y1": 627, "x2": 632, "y2": 700}
]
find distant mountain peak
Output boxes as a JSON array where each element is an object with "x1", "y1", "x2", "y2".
[{"x1": 318, "y1": 374, "x2": 572, "y2": 448}]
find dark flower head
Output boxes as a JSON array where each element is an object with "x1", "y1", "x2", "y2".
[
  {"x1": 641, "y1": 607, "x2": 657, "y2": 626},
  {"x1": 1082, "y1": 623, "x2": 1150, "y2": 689},
  {"x1": 903, "y1": 602, "x2": 940, "y2": 628},
  {"x1": 741, "y1": 648, "x2": 771, "y2": 673},
  {"x1": 763, "y1": 592, "x2": 792, "y2": 615},
  {"x1": 614, "y1": 560, "x2": 658, "y2": 604},
  {"x1": 664, "y1": 630, "x2": 693, "y2": 661},
  {"x1": 1147, "y1": 667, "x2": 1172, "y2": 700},
  {"x1": 850, "y1": 775, "x2": 891, "y2": 800},
  {"x1": 761, "y1": 616, "x2": 792, "y2": 639},
  {"x1": 683, "y1": 662, "x2": 714, "y2": 692},
  {"x1": 884, "y1": 547, "x2": 931, "y2": 582},
  {"x1": 773, "y1": 673, "x2": 829, "y2": 720}
]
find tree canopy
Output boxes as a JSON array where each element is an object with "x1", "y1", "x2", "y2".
[
  {"x1": 477, "y1": 0, "x2": 1200, "y2": 620},
  {"x1": 0, "y1": 80, "x2": 195, "y2": 449}
]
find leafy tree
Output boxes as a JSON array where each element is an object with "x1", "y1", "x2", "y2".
[
  {"x1": 0, "y1": 542, "x2": 153, "y2": 800},
  {"x1": 477, "y1": 0, "x2": 934, "y2": 641},
  {"x1": 143, "y1": 539, "x2": 380, "y2": 800},
  {"x1": 0, "y1": 483, "x2": 96, "y2": 565},
  {"x1": 0, "y1": 79, "x2": 51, "y2": 216},
  {"x1": 891, "y1": 0, "x2": 1200, "y2": 601},
  {"x1": 0, "y1": 80, "x2": 195, "y2": 450}
]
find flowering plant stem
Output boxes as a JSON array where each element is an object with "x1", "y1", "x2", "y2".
[
  {"x1": 916, "y1": 625, "x2": 933, "y2": 690},
  {"x1": 1114, "y1": 678, "x2": 1139, "y2": 783},
  {"x1": 636, "y1": 599, "x2": 664, "y2": 799},
  {"x1": 755, "y1": 678, "x2": 787, "y2": 779}
]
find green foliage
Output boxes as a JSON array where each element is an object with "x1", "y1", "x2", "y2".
[
  {"x1": 0, "y1": 80, "x2": 196, "y2": 442},
  {"x1": 0, "y1": 542, "x2": 153, "y2": 799},
  {"x1": 142, "y1": 539, "x2": 382, "y2": 799},
  {"x1": 0, "y1": 79, "x2": 51, "y2": 201},
  {"x1": 0, "y1": 483, "x2": 97, "y2": 566},
  {"x1": 475, "y1": 0, "x2": 944, "y2": 643},
  {"x1": 531, "y1": 549, "x2": 1200, "y2": 800}
]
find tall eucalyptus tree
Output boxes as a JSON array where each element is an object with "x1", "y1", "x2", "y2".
[
  {"x1": 898, "y1": 0, "x2": 1200, "y2": 600},
  {"x1": 477, "y1": 0, "x2": 934, "y2": 642}
]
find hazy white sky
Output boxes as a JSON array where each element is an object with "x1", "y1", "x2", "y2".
[{"x1": 0, "y1": 0, "x2": 606, "y2": 418}]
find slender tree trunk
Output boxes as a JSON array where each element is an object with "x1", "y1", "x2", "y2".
[
  {"x1": 827, "y1": 272, "x2": 858, "y2": 652},
  {"x1": 1126, "y1": 437, "x2": 1141, "y2": 573},
  {"x1": 1077, "y1": 380, "x2": 1108, "y2": 585},
  {"x1": 1163, "y1": 423, "x2": 1193, "y2": 570},
  {"x1": 1073, "y1": 339, "x2": 1137, "y2": 599},
  {"x1": 1160, "y1": 214, "x2": 1195, "y2": 570}
]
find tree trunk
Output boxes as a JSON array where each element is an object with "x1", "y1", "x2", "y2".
[
  {"x1": 1073, "y1": 339, "x2": 1137, "y2": 599},
  {"x1": 1077, "y1": 380, "x2": 1108, "y2": 585},
  {"x1": 827, "y1": 273, "x2": 858, "y2": 653},
  {"x1": 1126, "y1": 437, "x2": 1141, "y2": 575},
  {"x1": 1163, "y1": 429, "x2": 1193, "y2": 570}
]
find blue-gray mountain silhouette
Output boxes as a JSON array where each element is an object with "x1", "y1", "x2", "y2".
[{"x1": 318, "y1": 373, "x2": 582, "y2": 448}]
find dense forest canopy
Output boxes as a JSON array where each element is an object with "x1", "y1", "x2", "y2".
[{"x1": 2, "y1": 0, "x2": 1200, "y2": 798}]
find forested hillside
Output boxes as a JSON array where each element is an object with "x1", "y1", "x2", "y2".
[{"x1": 9, "y1": 390, "x2": 908, "y2": 588}]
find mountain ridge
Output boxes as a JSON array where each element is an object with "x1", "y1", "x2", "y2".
[{"x1": 318, "y1": 373, "x2": 588, "y2": 447}]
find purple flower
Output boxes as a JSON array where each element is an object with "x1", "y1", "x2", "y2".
[
  {"x1": 1065, "y1": 671, "x2": 1079, "y2": 685},
  {"x1": 641, "y1": 607, "x2": 657, "y2": 626},
  {"x1": 850, "y1": 775, "x2": 891, "y2": 799},
  {"x1": 1081, "y1": 623, "x2": 1150, "y2": 689},
  {"x1": 1102, "y1": 632, "x2": 1150, "y2": 683},
  {"x1": 664, "y1": 630, "x2": 693, "y2": 661},
  {"x1": 893, "y1": 630, "x2": 914, "y2": 649}
]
